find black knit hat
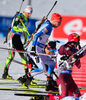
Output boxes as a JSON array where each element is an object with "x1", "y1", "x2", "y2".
[{"x1": 47, "y1": 41, "x2": 56, "y2": 49}]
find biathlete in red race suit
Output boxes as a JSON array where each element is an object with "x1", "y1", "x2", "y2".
[
  {"x1": 56, "y1": 33, "x2": 82, "y2": 98},
  {"x1": 48, "y1": 33, "x2": 86, "y2": 100}
]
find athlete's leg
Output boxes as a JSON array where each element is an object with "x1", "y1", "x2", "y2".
[
  {"x1": 68, "y1": 75, "x2": 81, "y2": 97},
  {"x1": 2, "y1": 31, "x2": 15, "y2": 79},
  {"x1": 58, "y1": 73, "x2": 69, "y2": 98},
  {"x1": 12, "y1": 34, "x2": 28, "y2": 75}
]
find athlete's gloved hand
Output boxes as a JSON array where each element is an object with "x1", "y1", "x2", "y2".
[
  {"x1": 74, "y1": 55, "x2": 79, "y2": 59},
  {"x1": 30, "y1": 46, "x2": 40, "y2": 63},
  {"x1": 60, "y1": 55, "x2": 70, "y2": 60},
  {"x1": 31, "y1": 46, "x2": 36, "y2": 51},
  {"x1": 30, "y1": 51, "x2": 36, "y2": 56},
  {"x1": 22, "y1": 27, "x2": 28, "y2": 32},
  {"x1": 35, "y1": 56, "x2": 40, "y2": 63},
  {"x1": 30, "y1": 46, "x2": 36, "y2": 56}
]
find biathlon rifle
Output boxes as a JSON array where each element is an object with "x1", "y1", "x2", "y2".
[
  {"x1": 25, "y1": 1, "x2": 57, "y2": 47},
  {"x1": 67, "y1": 45, "x2": 86, "y2": 64},
  {"x1": 60, "y1": 45, "x2": 86, "y2": 67},
  {"x1": 4, "y1": 0, "x2": 25, "y2": 43}
]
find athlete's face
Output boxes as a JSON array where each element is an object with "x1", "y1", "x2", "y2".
[
  {"x1": 71, "y1": 42, "x2": 78, "y2": 48},
  {"x1": 45, "y1": 47, "x2": 53, "y2": 55},
  {"x1": 51, "y1": 21, "x2": 61, "y2": 28},
  {"x1": 24, "y1": 12, "x2": 32, "y2": 18}
]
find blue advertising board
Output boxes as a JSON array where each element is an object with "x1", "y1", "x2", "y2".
[{"x1": 0, "y1": 16, "x2": 38, "y2": 38}]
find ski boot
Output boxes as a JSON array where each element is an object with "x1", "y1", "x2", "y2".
[
  {"x1": 17, "y1": 75, "x2": 33, "y2": 88},
  {"x1": 29, "y1": 77, "x2": 37, "y2": 85},
  {"x1": 30, "y1": 80, "x2": 37, "y2": 85},
  {"x1": 25, "y1": 68, "x2": 37, "y2": 85},
  {"x1": 51, "y1": 79, "x2": 58, "y2": 87},
  {"x1": 17, "y1": 75, "x2": 28, "y2": 88},
  {"x1": 2, "y1": 67, "x2": 13, "y2": 79},
  {"x1": 45, "y1": 80, "x2": 58, "y2": 91}
]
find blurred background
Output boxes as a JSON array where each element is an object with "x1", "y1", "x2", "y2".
[{"x1": 0, "y1": 0, "x2": 86, "y2": 42}]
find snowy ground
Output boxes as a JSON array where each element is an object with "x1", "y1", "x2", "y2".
[{"x1": 0, "y1": 38, "x2": 47, "y2": 100}]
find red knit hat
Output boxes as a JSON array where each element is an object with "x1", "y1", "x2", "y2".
[{"x1": 51, "y1": 13, "x2": 62, "y2": 22}]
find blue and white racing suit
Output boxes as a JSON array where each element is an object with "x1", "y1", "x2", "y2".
[{"x1": 27, "y1": 20, "x2": 56, "y2": 77}]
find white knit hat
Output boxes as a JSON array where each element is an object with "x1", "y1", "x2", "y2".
[{"x1": 24, "y1": 5, "x2": 33, "y2": 13}]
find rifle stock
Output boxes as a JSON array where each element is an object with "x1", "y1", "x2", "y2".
[{"x1": 25, "y1": 36, "x2": 33, "y2": 47}]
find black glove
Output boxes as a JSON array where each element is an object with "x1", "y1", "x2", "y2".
[
  {"x1": 74, "y1": 55, "x2": 79, "y2": 59},
  {"x1": 30, "y1": 46, "x2": 40, "y2": 63},
  {"x1": 35, "y1": 56, "x2": 40, "y2": 63},
  {"x1": 30, "y1": 46, "x2": 36, "y2": 56},
  {"x1": 31, "y1": 46, "x2": 36, "y2": 51},
  {"x1": 30, "y1": 51, "x2": 36, "y2": 56},
  {"x1": 60, "y1": 55, "x2": 70, "y2": 60}
]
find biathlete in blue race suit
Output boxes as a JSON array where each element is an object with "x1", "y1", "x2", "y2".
[{"x1": 17, "y1": 13, "x2": 62, "y2": 88}]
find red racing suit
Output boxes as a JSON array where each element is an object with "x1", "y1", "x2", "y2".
[{"x1": 55, "y1": 43, "x2": 81, "y2": 98}]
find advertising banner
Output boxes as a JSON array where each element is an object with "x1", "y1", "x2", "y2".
[
  {"x1": 52, "y1": 15, "x2": 86, "y2": 40},
  {"x1": 0, "y1": 16, "x2": 37, "y2": 37},
  {"x1": 0, "y1": 16, "x2": 12, "y2": 37}
]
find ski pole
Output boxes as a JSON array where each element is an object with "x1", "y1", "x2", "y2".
[
  {"x1": 25, "y1": 1, "x2": 58, "y2": 47},
  {"x1": 19, "y1": 0, "x2": 25, "y2": 13},
  {"x1": 0, "y1": 47, "x2": 56, "y2": 57},
  {"x1": 11, "y1": 59, "x2": 32, "y2": 69}
]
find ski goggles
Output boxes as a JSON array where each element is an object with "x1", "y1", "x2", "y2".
[{"x1": 50, "y1": 48, "x2": 57, "y2": 52}]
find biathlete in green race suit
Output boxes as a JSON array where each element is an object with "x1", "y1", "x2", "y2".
[{"x1": 2, "y1": 5, "x2": 33, "y2": 79}]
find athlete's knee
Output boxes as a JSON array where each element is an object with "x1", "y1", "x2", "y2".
[{"x1": 8, "y1": 55, "x2": 14, "y2": 61}]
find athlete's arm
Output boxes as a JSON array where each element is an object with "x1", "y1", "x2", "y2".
[{"x1": 32, "y1": 22, "x2": 52, "y2": 46}]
